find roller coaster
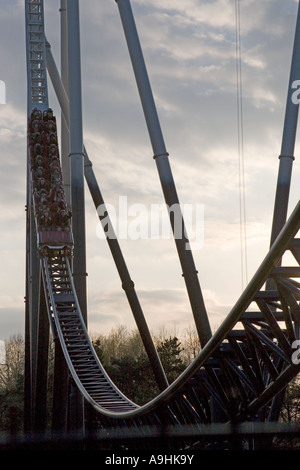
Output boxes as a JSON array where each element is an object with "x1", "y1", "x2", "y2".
[{"x1": 23, "y1": 0, "x2": 300, "y2": 450}]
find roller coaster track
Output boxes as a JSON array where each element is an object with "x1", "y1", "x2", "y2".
[
  {"x1": 24, "y1": 0, "x2": 300, "y2": 447},
  {"x1": 41, "y1": 202, "x2": 300, "y2": 425}
]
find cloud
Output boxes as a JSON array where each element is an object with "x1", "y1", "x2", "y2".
[
  {"x1": 0, "y1": 307, "x2": 24, "y2": 341},
  {"x1": 0, "y1": 301, "x2": 24, "y2": 342},
  {"x1": 87, "y1": 284, "x2": 231, "y2": 338}
]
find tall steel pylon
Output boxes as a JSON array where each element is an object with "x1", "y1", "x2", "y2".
[{"x1": 270, "y1": 3, "x2": 300, "y2": 245}]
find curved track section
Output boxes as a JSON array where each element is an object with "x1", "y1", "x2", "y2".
[
  {"x1": 28, "y1": 101, "x2": 300, "y2": 431},
  {"x1": 42, "y1": 200, "x2": 300, "y2": 426},
  {"x1": 28, "y1": 102, "x2": 300, "y2": 428},
  {"x1": 42, "y1": 253, "x2": 138, "y2": 415}
]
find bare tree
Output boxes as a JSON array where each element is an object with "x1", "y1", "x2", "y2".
[
  {"x1": 181, "y1": 324, "x2": 201, "y2": 364},
  {"x1": 0, "y1": 335, "x2": 25, "y2": 432}
]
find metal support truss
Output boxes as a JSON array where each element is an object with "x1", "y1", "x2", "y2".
[{"x1": 24, "y1": 0, "x2": 49, "y2": 432}]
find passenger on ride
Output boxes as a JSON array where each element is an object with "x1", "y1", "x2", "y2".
[
  {"x1": 49, "y1": 144, "x2": 58, "y2": 157},
  {"x1": 38, "y1": 198, "x2": 49, "y2": 214},
  {"x1": 31, "y1": 120, "x2": 41, "y2": 133},
  {"x1": 33, "y1": 187, "x2": 41, "y2": 204},
  {"x1": 31, "y1": 108, "x2": 42, "y2": 121},
  {"x1": 50, "y1": 156, "x2": 59, "y2": 171},
  {"x1": 34, "y1": 166, "x2": 45, "y2": 179},
  {"x1": 36, "y1": 177, "x2": 50, "y2": 192},
  {"x1": 44, "y1": 120, "x2": 57, "y2": 133},
  {"x1": 38, "y1": 209, "x2": 52, "y2": 231},
  {"x1": 33, "y1": 187, "x2": 47, "y2": 203},
  {"x1": 57, "y1": 208, "x2": 71, "y2": 230},
  {"x1": 45, "y1": 132, "x2": 57, "y2": 145},
  {"x1": 51, "y1": 187, "x2": 64, "y2": 205},
  {"x1": 32, "y1": 154, "x2": 44, "y2": 169},
  {"x1": 32, "y1": 143, "x2": 43, "y2": 157},
  {"x1": 31, "y1": 132, "x2": 43, "y2": 146},
  {"x1": 50, "y1": 167, "x2": 61, "y2": 186},
  {"x1": 43, "y1": 108, "x2": 54, "y2": 121}
]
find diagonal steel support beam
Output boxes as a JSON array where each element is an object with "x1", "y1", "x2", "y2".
[
  {"x1": 270, "y1": 1, "x2": 300, "y2": 246},
  {"x1": 115, "y1": 0, "x2": 212, "y2": 347}
]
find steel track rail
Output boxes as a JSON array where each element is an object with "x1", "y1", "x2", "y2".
[
  {"x1": 41, "y1": 200, "x2": 300, "y2": 422},
  {"x1": 42, "y1": 254, "x2": 138, "y2": 414}
]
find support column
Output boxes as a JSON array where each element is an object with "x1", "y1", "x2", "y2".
[
  {"x1": 270, "y1": 2, "x2": 300, "y2": 246},
  {"x1": 48, "y1": 0, "x2": 71, "y2": 436},
  {"x1": 52, "y1": 338, "x2": 69, "y2": 435},
  {"x1": 29, "y1": 203, "x2": 40, "y2": 421},
  {"x1": 67, "y1": 0, "x2": 86, "y2": 435},
  {"x1": 116, "y1": 0, "x2": 212, "y2": 347},
  {"x1": 60, "y1": 0, "x2": 71, "y2": 206},
  {"x1": 67, "y1": 0, "x2": 87, "y2": 323},
  {"x1": 24, "y1": 177, "x2": 32, "y2": 434},
  {"x1": 34, "y1": 274, "x2": 49, "y2": 435}
]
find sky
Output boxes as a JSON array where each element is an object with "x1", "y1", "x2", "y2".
[{"x1": 0, "y1": 0, "x2": 300, "y2": 342}]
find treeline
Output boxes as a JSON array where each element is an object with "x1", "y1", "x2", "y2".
[
  {"x1": 0, "y1": 325, "x2": 200, "y2": 431},
  {"x1": 0, "y1": 328, "x2": 300, "y2": 440},
  {"x1": 0, "y1": 334, "x2": 25, "y2": 432},
  {"x1": 91, "y1": 324, "x2": 201, "y2": 404}
]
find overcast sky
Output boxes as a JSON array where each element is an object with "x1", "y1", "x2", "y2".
[{"x1": 0, "y1": 0, "x2": 300, "y2": 342}]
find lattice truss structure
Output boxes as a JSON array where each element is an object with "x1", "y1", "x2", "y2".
[{"x1": 25, "y1": 0, "x2": 48, "y2": 108}]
